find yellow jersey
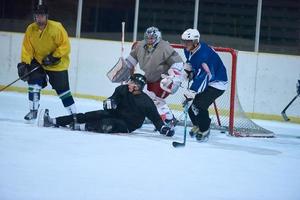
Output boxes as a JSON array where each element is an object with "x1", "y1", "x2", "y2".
[{"x1": 21, "y1": 20, "x2": 70, "y2": 71}]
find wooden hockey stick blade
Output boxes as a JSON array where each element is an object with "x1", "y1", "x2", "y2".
[
  {"x1": 172, "y1": 141, "x2": 185, "y2": 148},
  {"x1": 281, "y1": 111, "x2": 290, "y2": 121}
]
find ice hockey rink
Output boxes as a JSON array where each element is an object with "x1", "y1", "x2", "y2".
[{"x1": 0, "y1": 91, "x2": 300, "y2": 200}]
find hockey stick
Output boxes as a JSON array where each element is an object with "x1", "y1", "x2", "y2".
[
  {"x1": 281, "y1": 94, "x2": 299, "y2": 121},
  {"x1": 0, "y1": 66, "x2": 40, "y2": 92},
  {"x1": 172, "y1": 81, "x2": 191, "y2": 148}
]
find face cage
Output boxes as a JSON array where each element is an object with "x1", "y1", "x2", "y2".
[{"x1": 144, "y1": 34, "x2": 158, "y2": 45}]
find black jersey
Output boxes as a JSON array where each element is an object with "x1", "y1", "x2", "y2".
[{"x1": 108, "y1": 85, "x2": 164, "y2": 132}]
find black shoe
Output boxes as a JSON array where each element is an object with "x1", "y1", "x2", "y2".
[{"x1": 24, "y1": 110, "x2": 38, "y2": 120}]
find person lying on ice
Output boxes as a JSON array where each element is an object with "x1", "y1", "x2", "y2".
[{"x1": 41, "y1": 73, "x2": 175, "y2": 136}]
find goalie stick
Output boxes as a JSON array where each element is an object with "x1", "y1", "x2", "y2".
[
  {"x1": 121, "y1": 21, "x2": 125, "y2": 58},
  {"x1": 281, "y1": 94, "x2": 299, "y2": 121}
]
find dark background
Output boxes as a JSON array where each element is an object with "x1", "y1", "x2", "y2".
[{"x1": 0, "y1": 0, "x2": 299, "y2": 55}]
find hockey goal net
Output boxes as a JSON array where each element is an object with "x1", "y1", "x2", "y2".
[{"x1": 167, "y1": 44, "x2": 274, "y2": 137}]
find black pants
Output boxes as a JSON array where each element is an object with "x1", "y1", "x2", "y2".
[
  {"x1": 27, "y1": 65, "x2": 75, "y2": 108},
  {"x1": 56, "y1": 110, "x2": 129, "y2": 133},
  {"x1": 188, "y1": 86, "x2": 225, "y2": 132},
  {"x1": 28, "y1": 67, "x2": 70, "y2": 91}
]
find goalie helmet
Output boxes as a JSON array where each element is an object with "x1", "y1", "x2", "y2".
[
  {"x1": 129, "y1": 73, "x2": 147, "y2": 90},
  {"x1": 181, "y1": 29, "x2": 200, "y2": 43},
  {"x1": 144, "y1": 27, "x2": 161, "y2": 46}
]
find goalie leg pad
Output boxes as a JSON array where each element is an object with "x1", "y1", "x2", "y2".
[
  {"x1": 157, "y1": 104, "x2": 174, "y2": 121},
  {"x1": 146, "y1": 80, "x2": 170, "y2": 99},
  {"x1": 144, "y1": 88, "x2": 174, "y2": 121},
  {"x1": 160, "y1": 76, "x2": 181, "y2": 94}
]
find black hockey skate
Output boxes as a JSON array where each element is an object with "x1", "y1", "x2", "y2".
[
  {"x1": 189, "y1": 126, "x2": 199, "y2": 138},
  {"x1": 195, "y1": 129, "x2": 210, "y2": 142},
  {"x1": 24, "y1": 110, "x2": 38, "y2": 121},
  {"x1": 164, "y1": 115, "x2": 179, "y2": 129},
  {"x1": 101, "y1": 124, "x2": 113, "y2": 133},
  {"x1": 152, "y1": 116, "x2": 178, "y2": 132},
  {"x1": 70, "y1": 114, "x2": 80, "y2": 130},
  {"x1": 43, "y1": 109, "x2": 53, "y2": 127}
]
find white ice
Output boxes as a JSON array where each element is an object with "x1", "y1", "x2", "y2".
[{"x1": 0, "y1": 91, "x2": 300, "y2": 200}]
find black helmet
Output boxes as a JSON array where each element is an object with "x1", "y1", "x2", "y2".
[
  {"x1": 33, "y1": 4, "x2": 48, "y2": 15},
  {"x1": 129, "y1": 73, "x2": 147, "y2": 90}
]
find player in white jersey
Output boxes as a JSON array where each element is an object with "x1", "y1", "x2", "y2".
[{"x1": 125, "y1": 27, "x2": 184, "y2": 126}]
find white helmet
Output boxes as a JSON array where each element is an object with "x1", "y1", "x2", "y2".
[
  {"x1": 181, "y1": 28, "x2": 200, "y2": 43},
  {"x1": 144, "y1": 26, "x2": 161, "y2": 45}
]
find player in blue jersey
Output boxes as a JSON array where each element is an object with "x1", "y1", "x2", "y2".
[{"x1": 180, "y1": 28, "x2": 228, "y2": 141}]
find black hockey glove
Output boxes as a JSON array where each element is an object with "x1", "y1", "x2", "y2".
[
  {"x1": 160, "y1": 125, "x2": 175, "y2": 137},
  {"x1": 42, "y1": 53, "x2": 61, "y2": 66},
  {"x1": 103, "y1": 98, "x2": 117, "y2": 110},
  {"x1": 297, "y1": 80, "x2": 300, "y2": 95},
  {"x1": 17, "y1": 62, "x2": 30, "y2": 81},
  {"x1": 31, "y1": 58, "x2": 42, "y2": 68}
]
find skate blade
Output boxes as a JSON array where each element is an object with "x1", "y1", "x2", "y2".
[
  {"x1": 196, "y1": 135, "x2": 210, "y2": 143},
  {"x1": 24, "y1": 119, "x2": 36, "y2": 124},
  {"x1": 37, "y1": 109, "x2": 45, "y2": 127}
]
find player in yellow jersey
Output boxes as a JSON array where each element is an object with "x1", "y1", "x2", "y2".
[{"x1": 17, "y1": 3, "x2": 77, "y2": 124}]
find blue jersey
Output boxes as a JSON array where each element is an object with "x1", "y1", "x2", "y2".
[{"x1": 184, "y1": 42, "x2": 228, "y2": 93}]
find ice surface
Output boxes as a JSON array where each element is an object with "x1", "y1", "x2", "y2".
[{"x1": 0, "y1": 91, "x2": 300, "y2": 200}]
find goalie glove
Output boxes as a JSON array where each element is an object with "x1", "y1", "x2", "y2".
[
  {"x1": 107, "y1": 57, "x2": 133, "y2": 83},
  {"x1": 160, "y1": 63, "x2": 184, "y2": 94},
  {"x1": 103, "y1": 98, "x2": 117, "y2": 110}
]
